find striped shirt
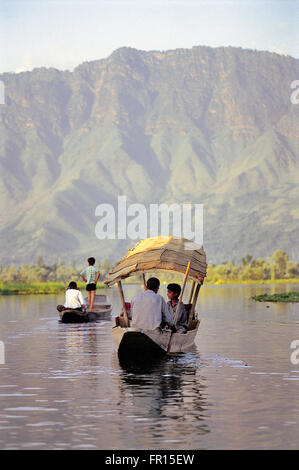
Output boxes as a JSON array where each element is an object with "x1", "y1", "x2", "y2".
[{"x1": 80, "y1": 265, "x2": 99, "y2": 284}]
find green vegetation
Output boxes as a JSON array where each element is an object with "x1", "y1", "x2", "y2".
[
  {"x1": 0, "y1": 250, "x2": 298, "y2": 294},
  {"x1": 0, "y1": 282, "x2": 73, "y2": 295},
  {"x1": 252, "y1": 292, "x2": 299, "y2": 302},
  {"x1": 0, "y1": 256, "x2": 109, "y2": 294},
  {"x1": 205, "y1": 250, "x2": 299, "y2": 284},
  {"x1": 0, "y1": 282, "x2": 105, "y2": 295}
]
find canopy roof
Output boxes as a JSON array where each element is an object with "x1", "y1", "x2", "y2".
[{"x1": 104, "y1": 236, "x2": 207, "y2": 286}]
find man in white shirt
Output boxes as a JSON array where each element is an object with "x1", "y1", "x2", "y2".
[
  {"x1": 64, "y1": 282, "x2": 86, "y2": 310},
  {"x1": 131, "y1": 277, "x2": 175, "y2": 330}
]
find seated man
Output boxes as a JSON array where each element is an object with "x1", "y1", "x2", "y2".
[
  {"x1": 166, "y1": 283, "x2": 188, "y2": 333},
  {"x1": 131, "y1": 277, "x2": 174, "y2": 331},
  {"x1": 57, "y1": 281, "x2": 87, "y2": 312}
]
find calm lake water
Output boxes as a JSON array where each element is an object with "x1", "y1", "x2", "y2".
[{"x1": 0, "y1": 284, "x2": 298, "y2": 450}]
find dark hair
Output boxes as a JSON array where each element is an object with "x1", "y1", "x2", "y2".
[
  {"x1": 167, "y1": 283, "x2": 181, "y2": 297},
  {"x1": 146, "y1": 277, "x2": 160, "y2": 291},
  {"x1": 88, "y1": 257, "x2": 95, "y2": 265},
  {"x1": 68, "y1": 281, "x2": 78, "y2": 290}
]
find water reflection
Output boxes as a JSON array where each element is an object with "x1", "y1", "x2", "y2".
[
  {"x1": 59, "y1": 323, "x2": 99, "y2": 361},
  {"x1": 116, "y1": 351, "x2": 210, "y2": 444}
]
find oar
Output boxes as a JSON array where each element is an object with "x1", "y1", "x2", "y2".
[
  {"x1": 141, "y1": 273, "x2": 146, "y2": 290},
  {"x1": 166, "y1": 261, "x2": 191, "y2": 354},
  {"x1": 117, "y1": 280, "x2": 129, "y2": 327}
]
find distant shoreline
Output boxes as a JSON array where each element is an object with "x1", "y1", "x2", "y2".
[
  {"x1": 0, "y1": 282, "x2": 105, "y2": 295},
  {"x1": 203, "y1": 278, "x2": 299, "y2": 286},
  {"x1": 0, "y1": 279, "x2": 299, "y2": 295}
]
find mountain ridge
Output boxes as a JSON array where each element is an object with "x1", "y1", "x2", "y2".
[{"x1": 0, "y1": 45, "x2": 298, "y2": 264}]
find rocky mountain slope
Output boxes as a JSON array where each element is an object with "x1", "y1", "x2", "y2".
[{"x1": 0, "y1": 46, "x2": 298, "y2": 264}]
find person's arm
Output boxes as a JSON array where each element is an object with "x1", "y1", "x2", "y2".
[
  {"x1": 78, "y1": 291, "x2": 86, "y2": 307},
  {"x1": 64, "y1": 290, "x2": 68, "y2": 308},
  {"x1": 161, "y1": 297, "x2": 174, "y2": 328},
  {"x1": 176, "y1": 303, "x2": 187, "y2": 327},
  {"x1": 80, "y1": 269, "x2": 87, "y2": 283},
  {"x1": 95, "y1": 270, "x2": 100, "y2": 283}
]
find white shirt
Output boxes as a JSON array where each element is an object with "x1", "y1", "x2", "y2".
[
  {"x1": 64, "y1": 289, "x2": 86, "y2": 309},
  {"x1": 131, "y1": 289, "x2": 174, "y2": 330}
]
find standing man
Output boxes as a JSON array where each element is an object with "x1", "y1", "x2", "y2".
[
  {"x1": 131, "y1": 277, "x2": 174, "y2": 330},
  {"x1": 80, "y1": 257, "x2": 100, "y2": 311}
]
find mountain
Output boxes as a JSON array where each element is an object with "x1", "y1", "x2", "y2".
[{"x1": 0, "y1": 46, "x2": 298, "y2": 265}]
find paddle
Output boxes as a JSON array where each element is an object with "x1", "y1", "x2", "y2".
[{"x1": 166, "y1": 261, "x2": 191, "y2": 354}]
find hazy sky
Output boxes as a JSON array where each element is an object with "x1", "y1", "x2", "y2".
[{"x1": 1, "y1": 0, "x2": 298, "y2": 73}]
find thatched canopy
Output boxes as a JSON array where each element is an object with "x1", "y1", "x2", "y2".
[{"x1": 104, "y1": 236, "x2": 207, "y2": 286}]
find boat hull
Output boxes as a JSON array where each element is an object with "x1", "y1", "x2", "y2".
[
  {"x1": 112, "y1": 322, "x2": 199, "y2": 358},
  {"x1": 84, "y1": 294, "x2": 112, "y2": 318},
  {"x1": 86, "y1": 308, "x2": 112, "y2": 318},
  {"x1": 59, "y1": 309, "x2": 97, "y2": 323}
]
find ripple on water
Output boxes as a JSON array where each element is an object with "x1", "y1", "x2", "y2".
[
  {"x1": 4, "y1": 407, "x2": 58, "y2": 412},
  {"x1": 26, "y1": 421, "x2": 65, "y2": 427},
  {"x1": 1, "y1": 286, "x2": 299, "y2": 450}
]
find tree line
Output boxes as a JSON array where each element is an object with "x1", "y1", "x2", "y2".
[
  {"x1": 207, "y1": 250, "x2": 299, "y2": 283},
  {"x1": 0, "y1": 250, "x2": 298, "y2": 284},
  {"x1": 0, "y1": 257, "x2": 112, "y2": 284}
]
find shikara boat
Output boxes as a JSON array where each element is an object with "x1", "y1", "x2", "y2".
[
  {"x1": 58, "y1": 294, "x2": 112, "y2": 323},
  {"x1": 104, "y1": 236, "x2": 207, "y2": 358}
]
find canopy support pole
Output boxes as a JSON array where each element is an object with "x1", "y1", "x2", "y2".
[
  {"x1": 188, "y1": 282, "x2": 201, "y2": 328},
  {"x1": 174, "y1": 261, "x2": 191, "y2": 325},
  {"x1": 188, "y1": 280, "x2": 196, "y2": 304},
  {"x1": 117, "y1": 281, "x2": 129, "y2": 327}
]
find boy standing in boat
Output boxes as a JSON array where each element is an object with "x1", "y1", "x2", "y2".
[{"x1": 80, "y1": 257, "x2": 100, "y2": 311}]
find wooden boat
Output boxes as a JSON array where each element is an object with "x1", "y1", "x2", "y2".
[
  {"x1": 112, "y1": 312, "x2": 200, "y2": 357},
  {"x1": 58, "y1": 294, "x2": 112, "y2": 323},
  {"x1": 58, "y1": 309, "x2": 97, "y2": 323},
  {"x1": 104, "y1": 236, "x2": 207, "y2": 359},
  {"x1": 84, "y1": 294, "x2": 112, "y2": 318}
]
